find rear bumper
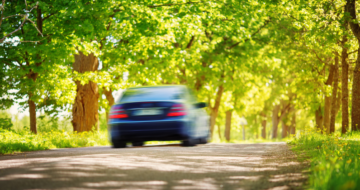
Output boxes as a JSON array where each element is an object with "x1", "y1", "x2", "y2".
[{"x1": 109, "y1": 118, "x2": 190, "y2": 142}]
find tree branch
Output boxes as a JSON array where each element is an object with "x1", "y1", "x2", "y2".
[
  {"x1": 2, "y1": 60, "x2": 21, "y2": 69},
  {"x1": 279, "y1": 103, "x2": 291, "y2": 121},
  {"x1": 2, "y1": 14, "x2": 28, "y2": 20},
  {"x1": 346, "y1": 0, "x2": 360, "y2": 39},
  {"x1": 3, "y1": 39, "x2": 44, "y2": 44},
  {"x1": 205, "y1": 30, "x2": 212, "y2": 41},
  {"x1": 148, "y1": 1, "x2": 200, "y2": 8},
  {"x1": 227, "y1": 18, "x2": 271, "y2": 49},
  {"x1": 0, "y1": 16, "x2": 27, "y2": 43},
  {"x1": 0, "y1": 0, "x2": 5, "y2": 27},
  {"x1": 42, "y1": 13, "x2": 55, "y2": 21},
  {"x1": 311, "y1": 49, "x2": 330, "y2": 65},
  {"x1": 348, "y1": 49, "x2": 357, "y2": 55},
  {"x1": 0, "y1": 0, "x2": 5, "y2": 11},
  {"x1": 0, "y1": 1, "x2": 42, "y2": 43},
  {"x1": 186, "y1": 36, "x2": 195, "y2": 49}
]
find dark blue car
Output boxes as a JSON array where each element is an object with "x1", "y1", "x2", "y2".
[{"x1": 108, "y1": 85, "x2": 210, "y2": 148}]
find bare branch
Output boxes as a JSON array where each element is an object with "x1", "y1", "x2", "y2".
[
  {"x1": 3, "y1": 39, "x2": 44, "y2": 44},
  {"x1": 0, "y1": 1, "x2": 42, "y2": 43},
  {"x1": 0, "y1": 0, "x2": 5, "y2": 11},
  {"x1": 27, "y1": 1, "x2": 38, "y2": 13},
  {"x1": 0, "y1": 0, "x2": 5, "y2": 27},
  {"x1": 2, "y1": 14, "x2": 27, "y2": 20},
  {"x1": 25, "y1": 16, "x2": 43, "y2": 37},
  {"x1": 0, "y1": 16, "x2": 27, "y2": 43}
]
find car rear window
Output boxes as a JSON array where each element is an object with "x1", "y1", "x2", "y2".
[{"x1": 119, "y1": 87, "x2": 185, "y2": 102}]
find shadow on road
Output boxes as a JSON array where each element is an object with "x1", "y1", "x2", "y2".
[{"x1": 0, "y1": 143, "x2": 308, "y2": 190}]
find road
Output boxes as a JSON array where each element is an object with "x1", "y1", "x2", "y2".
[{"x1": 0, "y1": 143, "x2": 307, "y2": 190}]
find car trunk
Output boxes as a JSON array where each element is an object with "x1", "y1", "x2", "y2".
[{"x1": 121, "y1": 101, "x2": 176, "y2": 121}]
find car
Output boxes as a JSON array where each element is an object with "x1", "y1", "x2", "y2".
[{"x1": 108, "y1": 85, "x2": 210, "y2": 148}]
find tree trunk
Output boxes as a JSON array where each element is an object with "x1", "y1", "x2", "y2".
[
  {"x1": 225, "y1": 110, "x2": 232, "y2": 142},
  {"x1": 26, "y1": 9, "x2": 43, "y2": 134},
  {"x1": 281, "y1": 121, "x2": 288, "y2": 138},
  {"x1": 290, "y1": 110, "x2": 296, "y2": 135},
  {"x1": 336, "y1": 90, "x2": 342, "y2": 115},
  {"x1": 324, "y1": 64, "x2": 335, "y2": 134},
  {"x1": 210, "y1": 84, "x2": 224, "y2": 136},
  {"x1": 330, "y1": 55, "x2": 339, "y2": 134},
  {"x1": 72, "y1": 51, "x2": 99, "y2": 132},
  {"x1": 261, "y1": 112, "x2": 267, "y2": 139},
  {"x1": 217, "y1": 124, "x2": 223, "y2": 141},
  {"x1": 272, "y1": 104, "x2": 280, "y2": 139},
  {"x1": 242, "y1": 125, "x2": 245, "y2": 140},
  {"x1": 315, "y1": 106, "x2": 324, "y2": 131},
  {"x1": 346, "y1": 0, "x2": 360, "y2": 131},
  {"x1": 28, "y1": 94, "x2": 37, "y2": 134},
  {"x1": 103, "y1": 88, "x2": 115, "y2": 123},
  {"x1": 341, "y1": 18, "x2": 349, "y2": 135},
  {"x1": 179, "y1": 68, "x2": 187, "y2": 84},
  {"x1": 194, "y1": 62, "x2": 207, "y2": 91},
  {"x1": 27, "y1": 73, "x2": 38, "y2": 134},
  {"x1": 324, "y1": 96, "x2": 332, "y2": 134},
  {"x1": 352, "y1": 48, "x2": 360, "y2": 131}
]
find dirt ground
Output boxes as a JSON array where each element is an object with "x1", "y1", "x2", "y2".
[{"x1": 0, "y1": 142, "x2": 308, "y2": 190}]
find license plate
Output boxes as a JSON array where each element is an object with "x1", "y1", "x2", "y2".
[{"x1": 133, "y1": 109, "x2": 162, "y2": 116}]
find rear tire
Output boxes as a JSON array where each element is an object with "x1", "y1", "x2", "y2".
[
  {"x1": 198, "y1": 137, "x2": 208, "y2": 144},
  {"x1": 181, "y1": 138, "x2": 197, "y2": 147},
  {"x1": 112, "y1": 141, "x2": 127, "y2": 148},
  {"x1": 132, "y1": 141, "x2": 144, "y2": 147}
]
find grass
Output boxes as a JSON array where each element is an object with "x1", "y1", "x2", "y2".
[
  {"x1": 0, "y1": 129, "x2": 110, "y2": 155},
  {"x1": 289, "y1": 128, "x2": 360, "y2": 190},
  {"x1": 0, "y1": 129, "x2": 287, "y2": 155}
]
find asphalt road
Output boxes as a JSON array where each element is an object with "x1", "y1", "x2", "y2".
[{"x1": 0, "y1": 143, "x2": 307, "y2": 190}]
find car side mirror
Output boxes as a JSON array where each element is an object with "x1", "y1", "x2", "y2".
[{"x1": 195, "y1": 102, "x2": 207, "y2": 108}]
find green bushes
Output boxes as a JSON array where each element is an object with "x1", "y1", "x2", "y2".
[
  {"x1": 0, "y1": 110, "x2": 112, "y2": 155},
  {"x1": 0, "y1": 118, "x2": 13, "y2": 130},
  {"x1": 0, "y1": 130, "x2": 110, "y2": 155},
  {"x1": 290, "y1": 130, "x2": 360, "y2": 190}
]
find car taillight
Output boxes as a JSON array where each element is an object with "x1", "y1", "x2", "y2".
[
  {"x1": 167, "y1": 104, "x2": 186, "y2": 117},
  {"x1": 109, "y1": 105, "x2": 128, "y2": 119}
]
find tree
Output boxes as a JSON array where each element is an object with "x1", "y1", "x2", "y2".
[
  {"x1": 346, "y1": 0, "x2": 360, "y2": 131},
  {"x1": 330, "y1": 55, "x2": 340, "y2": 133},
  {"x1": 72, "y1": 52, "x2": 100, "y2": 131},
  {"x1": 1, "y1": 0, "x2": 76, "y2": 133},
  {"x1": 341, "y1": 31, "x2": 350, "y2": 134}
]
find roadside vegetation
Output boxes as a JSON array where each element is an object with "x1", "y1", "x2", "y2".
[
  {"x1": 0, "y1": 110, "x2": 284, "y2": 154},
  {"x1": 0, "y1": 129, "x2": 109, "y2": 155},
  {"x1": 290, "y1": 129, "x2": 360, "y2": 190},
  {"x1": 0, "y1": 111, "x2": 110, "y2": 155}
]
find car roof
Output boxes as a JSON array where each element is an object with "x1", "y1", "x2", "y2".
[
  {"x1": 127, "y1": 85, "x2": 187, "y2": 90},
  {"x1": 118, "y1": 85, "x2": 188, "y2": 103}
]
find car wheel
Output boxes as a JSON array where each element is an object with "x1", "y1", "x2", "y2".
[
  {"x1": 181, "y1": 138, "x2": 197, "y2": 147},
  {"x1": 112, "y1": 141, "x2": 127, "y2": 148},
  {"x1": 132, "y1": 141, "x2": 144, "y2": 147},
  {"x1": 198, "y1": 137, "x2": 208, "y2": 144}
]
